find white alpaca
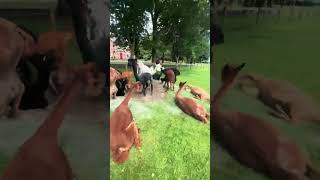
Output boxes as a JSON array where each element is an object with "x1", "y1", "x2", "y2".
[{"x1": 137, "y1": 61, "x2": 153, "y2": 75}]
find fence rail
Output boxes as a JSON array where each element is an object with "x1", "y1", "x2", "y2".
[{"x1": 110, "y1": 61, "x2": 208, "y2": 71}]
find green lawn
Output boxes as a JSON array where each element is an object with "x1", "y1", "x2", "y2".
[
  {"x1": 110, "y1": 65, "x2": 210, "y2": 179},
  {"x1": 213, "y1": 14, "x2": 320, "y2": 179}
]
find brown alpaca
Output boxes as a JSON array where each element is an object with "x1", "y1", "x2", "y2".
[
  {"x1": 185, "y1": 84, "x2": 210, "y2": 101},
  {"x1": 213, "y1": 63, "x2": 320, "y2": 180},
  {"x1": 1, "y1": 63, "x2": 99, "y2": 180},
  {"x1": 175, "y1": 82, "x2": 209, "y2": 123},
  {"x1": 120, "y1": 71, "x2": 134, "y2": 91},
  {"x1": 121, "y1": 71, "x2": 133, "y2": 80},
  {"x1": 236, "y1": 73, "x2": 320, "y2": 123},
  {"x1": 110, "y1": 82, "x2": 141, "y2": 164},
  {"x1": 37, "y1": 31, "x2": 73, "y2": 67},
  {"x1": 110, "y1": 67, "x2": 121, "y2": 99},
  {"x1": 38, "y1": 31, "x2": 74, "y2": 95},
  {"x1": 163, "y1": 69, "x2": 176, "y2": 91}
]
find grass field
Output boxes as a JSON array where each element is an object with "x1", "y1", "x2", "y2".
[
  {"x1": 110, "y1": 65, "x2": 210, "y2": 179},
  {"x1": 213, "y1": 14, "x2": 320, "y2": 179}
]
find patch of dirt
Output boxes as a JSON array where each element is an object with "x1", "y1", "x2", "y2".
[{"x1": 114, "y1": 80, "x2": 168, "y2": 103}]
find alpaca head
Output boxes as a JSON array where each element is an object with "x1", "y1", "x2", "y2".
[
  {"x1": 127, "y1": 58, "x2": 137, "y2": 68},
  {"x1": 179, "y1": 81, "x2": 187, "y2": 89},
  {"x1": 221, "y1": 63, "x2": 245, "y2": 85},
  {"x1": 29, "y1": 52, "x2": 57, "y2": 72}
]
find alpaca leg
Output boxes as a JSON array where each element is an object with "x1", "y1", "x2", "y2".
[
  {"x1": 133, "y1": 121, "x2": 141, "y2": 148},
  {"x1": 150, "y1": 82, "x2": 153, "y2": 95}
]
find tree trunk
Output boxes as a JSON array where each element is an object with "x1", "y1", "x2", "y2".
[
  {"x1": 65, "y1": 0, "x2": 108, "y2": 73},
  {"x1": 151, "y1": 0, "x2": 160, "y2": 63}
]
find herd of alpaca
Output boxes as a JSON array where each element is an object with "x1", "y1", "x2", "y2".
[
  {"x1": 213, "y1": 63, "x2": 320, "y2": 180},
  {"x1": 2, "y1": 63, "x2": 100, "y2": 180},
  {"x1": 0, "y1": 17, "x2": 104, "y2": 180},
  {"x1": 110, "y1": 60, "x2": 210, "y2": 163}
]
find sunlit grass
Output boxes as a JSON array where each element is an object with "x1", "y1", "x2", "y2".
[{"x1": 110, "y1": 65, "x2": 210, "y2": 179}]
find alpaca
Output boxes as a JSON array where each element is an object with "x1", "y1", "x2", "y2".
[
  {"x1": 163, "y1": 69, "x2": 175, "y2": 91},
  {"x1": 110, "y1": 67, "x2": 121, "y2": 99},
  {"x1": 185, "y1": 84, "x2": 210, "y2": 101},
  {"x1": 110, "y1": 82, "x2": 141, "y2": 164},
  {"x1": 37, "y1": 31, "x2": 73, "y2": 95},
  {"x1": 175, "y1": 82, "x2": 209, "y2": 123},
  {"x1": 213, "y1": 63, "x2": 320, "y2": 180},
  {"x1": 0, "y1": 18, "x2": 38, "y2": 117},
  {"x1": 161, "y1": 67, "x2": 180, "y2": 84},
  {"x1": 236, "y1": 73, "x2": 320, "y2": 123},
  {"x1": 115, "y1": 71, "x2": 133, "y2": 96},
  {"x1": 1, "y1": 63, "x2": 99, "y2": 180},
  {"x1": 17, "y1": 53, "x2": 56, "y2": 110},
  {"x1": 128, "y1": 59, "x2": 153, "y2": 96}
]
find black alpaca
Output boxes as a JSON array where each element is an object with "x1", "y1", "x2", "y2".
[
  {"x1": 111, "y1": 68, "x2": 130, "y2": 97},
  {"x1": 128, "y1": 58, "x2": 153, "y2": 96},
  {"x1": 17, "y1": 54, "x2": 56, "y2": 110}
]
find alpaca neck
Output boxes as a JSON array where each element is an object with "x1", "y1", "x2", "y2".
[
  {"x1": 131, "y1": 65, "x2": 139, "y2": 81},
  {"x1": 34, "y1": 78, "x2": 82, "y2": 137},
  {"x1": 175, "y1": 87, "x2": 183, "y2": 97},
  {"x1": 212, "y1": 81, "x2": 234, "y2": 113},
  {"x1": 121, "y1": 84, "x2": 136, "y2": 106}
]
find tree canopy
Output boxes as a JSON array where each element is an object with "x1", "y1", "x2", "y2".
[{"x1": 111, "y1": 0, "x2": 210, "y2": 63}]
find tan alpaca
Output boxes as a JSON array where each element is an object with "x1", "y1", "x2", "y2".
[
  {"x1": 175, "y1": 82, "x2": 209, "y2": 123},
  {"x1": 213, "y1": 63, "x2": 320, "y2": 180},
  {"x1": 236, "y1": 73, "x2": 320, "y2": 123},
  {"x1": 0, "y1": 18, "x2": 37, "y2": 117},
  {"x1": 185, "y1": 84, "x2": 210, "y2": 101},
  {"x1": 110, "y1": 82, "x2": 141, "y2": 163},
  {"x1": 1, "y1": 63, "x2": 99, "y2": 180}
]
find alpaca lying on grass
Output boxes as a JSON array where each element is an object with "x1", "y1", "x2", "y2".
[
  {"x1": 213, "y1": 63, "x2": 320, "y2": 180},
  {"x1": 175, "y1": 82, "x2": 209, "y2": 123},
  {"x1": 110, "y1": 82, "x2": 141, "y2": 164},
  {"x1": 1, "y1": 63, "x2": 99, "y2": 180},
  {"x1": 185, "y1": 84, "x2": 210, "y2": 101},
  {"x1": 236, "y1": 73, "x2": 320, "y2": 123}
]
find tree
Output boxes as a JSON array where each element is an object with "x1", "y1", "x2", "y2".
[
  {"x1": 111, "y1": 0, "x2": 148, "y2": 57},
  {"x1": 144, "y1": 0, "x2": 165, "y2": 62},
  {"x1": 159, "y1": 0, "x2": 209, "y2": 64}
]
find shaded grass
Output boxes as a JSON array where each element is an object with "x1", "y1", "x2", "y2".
[
  {"x1": 110, "y1": 66, "x2": 210, "y2": 179},
  {"x1": 213, "y1": 15, "x2": 320, "y2": 179}
]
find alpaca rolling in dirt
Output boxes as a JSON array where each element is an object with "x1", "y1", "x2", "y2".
[
  {"x1": 175, "y1": 82, "x2": 209, "y2": 123},
  {"x1": 213, "y1": 63, "x2": 320, "y2": 180}
]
